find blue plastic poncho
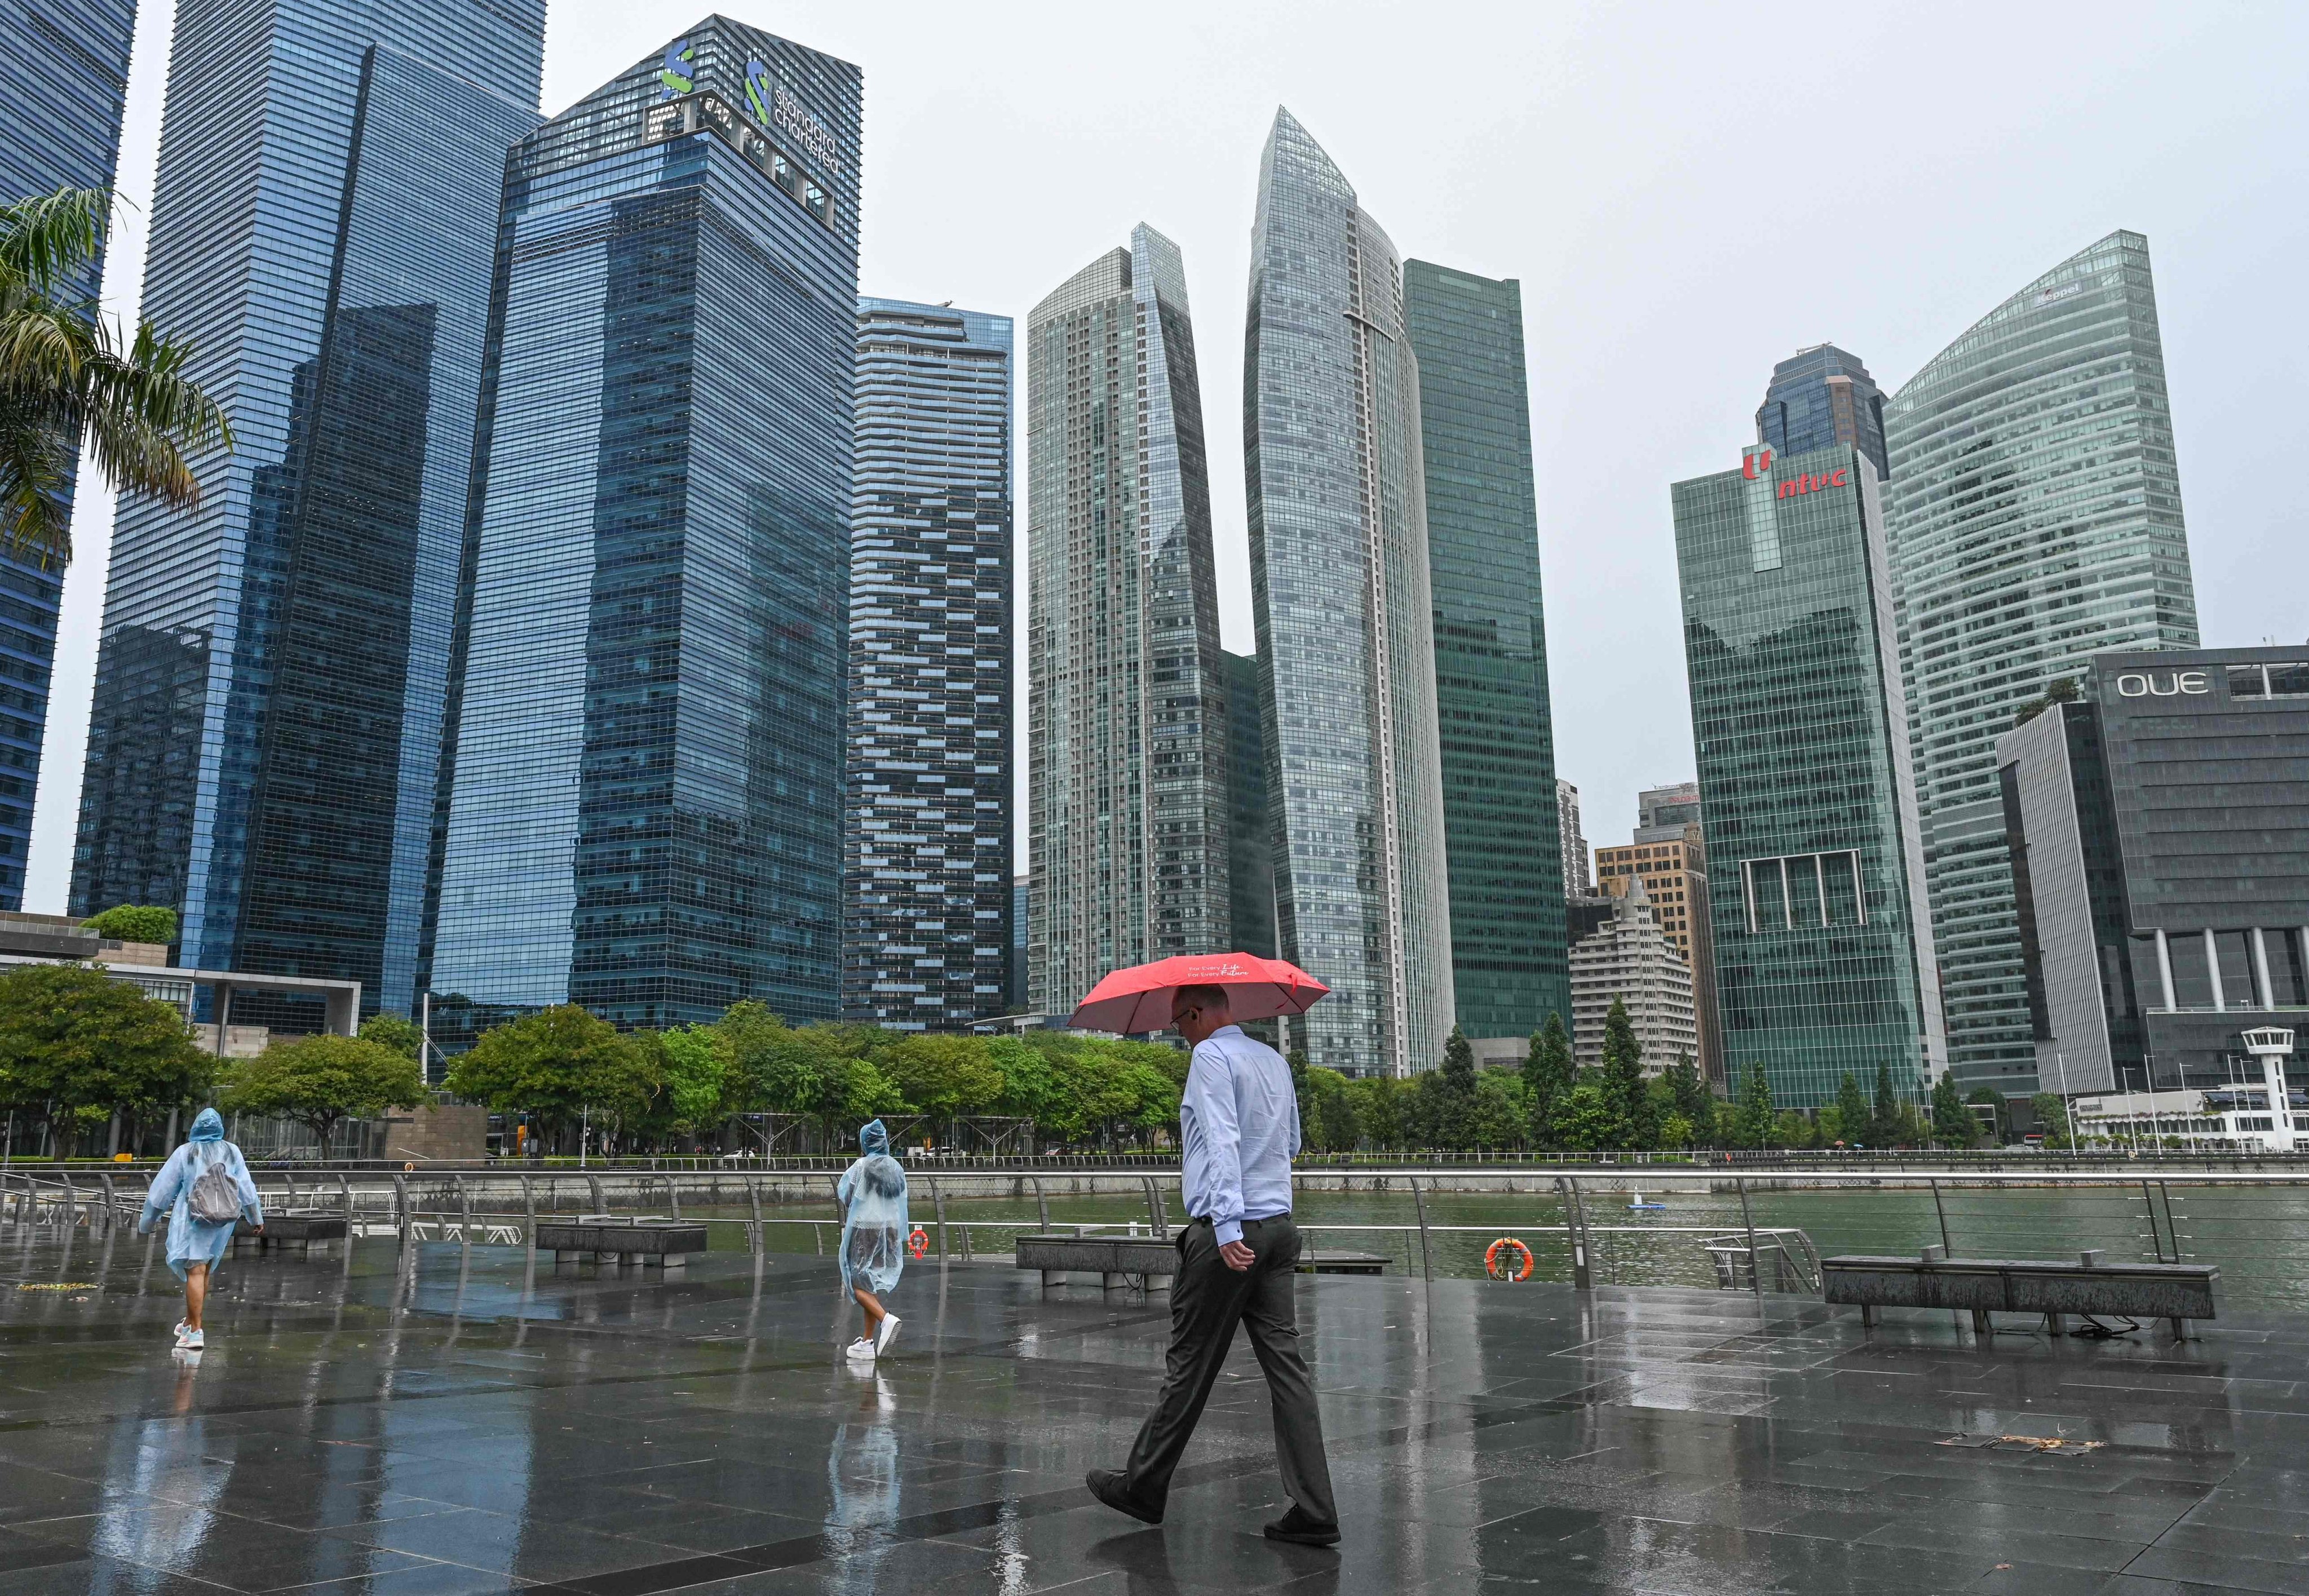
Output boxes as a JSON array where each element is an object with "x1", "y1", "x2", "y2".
[
  {"x1": 139, "y1": 1109, "x2": 262, "y2": 1282},
  {"x1": 837, "y1": 1119, "x2": 908, "y2": 1295}
]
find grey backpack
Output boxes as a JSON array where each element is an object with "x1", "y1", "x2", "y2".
[{"x1": 186, "y1": 1145, "x2": 242, "y2": 1225}]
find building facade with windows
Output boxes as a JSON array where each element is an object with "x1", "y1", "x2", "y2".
[
  {"x1": 1997, "y1": 647, "x2": 2309, "y2": 1097},
  {"x1": 1025, "y1": 225, "x2": 1229, "y2": 1018},
  {"x1": 1568, "y1": 879, "x2": 1697, "y2": 1075},
  {"x1": 1756, "y1": 344, "x2": 1888, "y2": 481},
  {"x1": 1403, "y1": 260, "x2": 1568, "y2": 1042},
  {"x1": 1885, "y1": 232, "x2": 2200, "y2": 1097},
  {"x1": 1245, "y1": 108, "x2": 1452, "y2": 1078},
  {"x1": 842, "y1": 298, "x2": 1013, "y2": 1030},
  {"x1": 1596, "y1": 832, "x2": 1721, "y2": 1087},
  {"x1": 1558, "y1": 779, "x2": 1589, "y2": 895},
  {"x1": 1673, "y1": 441, "x2": 1945, "y2": 1107},
  {"x1": 1223, "y1": 649, "x2": 1275, "y2": 959},
  {"x1": 70, "y1": 0, "x2": 544, "y2": 1027},
  {"x1": 0, "y1": 0, "x2": 138, "y2": 912},
  {"x1": 428, "y1": 20, "x2": 860, "y2": 1035}
]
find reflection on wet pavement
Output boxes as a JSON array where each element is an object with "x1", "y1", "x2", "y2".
[{"x1": 1, "y1": 1226, "x2": 2301, "y2": 1593}]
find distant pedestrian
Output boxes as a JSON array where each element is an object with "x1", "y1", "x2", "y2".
[
  {"x1": 1087, "y1": 983, "x2": 1339, "y2": 1546},
  {"x1": 137, "y1": 1108, "x2": 262, "y2": 1351},
  {"x1": 838, "y1": 1119, "x2": 907, "y2": 1362}
]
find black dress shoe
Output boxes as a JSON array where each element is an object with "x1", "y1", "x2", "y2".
[
  {"x1": 1263, "y1": 1504, "x2": 1341, "y2": 1546},
  {"x1": 1085, "y1": 1468, "x2": 1163, "y2": 1525}
]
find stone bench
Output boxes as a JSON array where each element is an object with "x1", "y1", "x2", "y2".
[
  {"x1": 1015, "y1": 1233, "x2": 1389, "y2": 1291},
  {"x1": 1823, "y1": 1249, "x2": 2218, "y2": 1340},
  {"x1": 536, "y1": 1217, "x2": 708, "y2": 1270},
  {"x1": 234, "y1": 1212, "x2": 348, "y2": 1253}
]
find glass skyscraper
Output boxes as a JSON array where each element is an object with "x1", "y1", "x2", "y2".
[
  {"x1": 429, "y1": 20, "x2": 860, "y2": 1033},
  {"x1": 1246, "y1": 109, "x2": 1452, "y2": 1078},
  {"x1": 843, "y1": 298, "x2": 1014, "y2": 1030},
  {"x1": 1884, "y1": 232, "x2": 2199, "y2": 1096},
  {"x1": 1223, "y1": 649, "x2": 1274, "y2": 960},
  {"x1": 0, "y1": 0, "x2": 138, "y2": 911},
  {"x1": 1673, "y1": 441, "x2": 1945, "y2": 1107},
  {"x1": 1403, "y1": 260, "x2": 1567, "y2": 1042},
  {"x1": 1756, "y1": 344, "x2": 1889, "y2": 480},
  {"x1": 1026, "y1": 225, "x2": 1228, "y2": 1017},
  {"x1": 69, "y1": 0, "x2": 543, "y2": 1025}
]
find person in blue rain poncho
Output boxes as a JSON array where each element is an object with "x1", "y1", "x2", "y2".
[
  {"x1": 138, "y1": 1108, "x2": 263, "y2": 1351},
  {"x1": 837, "y1": 1119, "x2": 908, "y2": 1362}
]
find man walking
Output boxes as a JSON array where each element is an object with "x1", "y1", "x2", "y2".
[{"x1": 1086, "y1": 983, "x2": 1339, "y2": 1546}]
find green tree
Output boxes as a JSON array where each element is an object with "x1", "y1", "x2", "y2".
[
  {"x1": 0, "y1": 963, "x2": 214, "y2": 1154},
  {"x1": 1731, "y1": 1061, "x2": 1775, "y2": 1149},
  {"x1": 1661, "y1": 1054, "x2": 1711, "y2": 1146},
  {"x1": 659, "y1": 1025, "x2": 727, "y2": 1139},
  {"x1": 1775, "y1": 1109, "x2": 1817, "y2": 1149},
  {"x1": 220, "y1": 1033, "x2": 423, "y2": 1152},
  {"x1": 2029, "y1": 1091, "x2": 2071, "y2": 1148},
  {"x1": 1523, "y1": 1012, "x2": 1573, "y2": 1148},
  {"x1": 82, "y1": 903, "x2": 178, "y2": 945},
  {"x1": 880, "y1": 1032, "x2": 1005, "y2": 1122},
  {"x1": 1930, "y1": 1073, "x2": 1976, "y2": 1147},
  {"x1": 1472, "y1": 1069, "x2": 1529, "y2": 1150},
  {"x1": 1830, "y1": 1071, "x2": 1868, "y2": 1145},
  {"x1": 1965, "y1": 1087, "x2": 2007, "y2": 1144},
  {"x1": 445, "y1": 1004, "x2": 648, "y2": 1145},
  {"x1": 1, "y1": 188, "x2": 231, "y2": 562},
  {"x1": 1598, "y1": 996, "x2": 1649, "y2": 1148},
  {"x1": 1418, "y1": 1025, "x2": 1480, "y2": 1150},
  {"x1": 1299, "y1": 1065, "x2": 1359, "y2": 1154},
  {"x1": 1555, "y1": 1081, "x2": 1616, "y2": 1151},
  {"x1": 1346, "y1": 1074, "x2": 1410, "y2": 1153},
  {"x1": 359, "y1": 1012, "x2": 424, "y2": 1061},
  {"x1": 1869, "y1": 1062, "x2": 1907, "y2": 1146}
]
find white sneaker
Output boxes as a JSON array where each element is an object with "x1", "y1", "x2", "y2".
[
  {"x1": 844, "y1": 1337, "x2": 875, "y2": 1362},
  {"x1": 179, "y1": 1328, "x2": 204, "y2": 1351},
  {"x1": 171, "y1": 1320, "x2": 189, "y2": 1347},
  {"x1": 874, "y1": 1314, "x2": 901, "y2": 1356}
]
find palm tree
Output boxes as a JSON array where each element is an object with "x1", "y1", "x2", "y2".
[{"x1": 0, "y1": 187, "x2": 230, "y2": 568}]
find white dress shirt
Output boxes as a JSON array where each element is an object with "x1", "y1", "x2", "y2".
[{"x1": 1179, "y1": 1023, "x2": 1300, "y2": 1246}]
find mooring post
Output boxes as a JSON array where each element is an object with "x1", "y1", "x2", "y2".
[
  {"x1": 522, "y1": 1175, "x2": 536, "y2": 1261},
  {"x1": 747, "y1": 1179, "x2": 763, "y2": 1256},
  {"x1": 1030, "y1": 1173, "x2": 1050, "y2": 1231},
  {"x1": 392, "y1": 1174, "x2": 409, "y2": 1248}
]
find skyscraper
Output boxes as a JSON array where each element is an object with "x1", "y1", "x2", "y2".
[
  {"x1": 70, "y1": 0, "x2": 544, "y2": 1023},
  {"x1": 1245, "y1": 109, "x2": 1452, "y2": 1078},
  {"x1": 1558, "y1": 779, "x2": 1590, "y2": 894},
  {"x1": 0, "y1": 0, "x2": 136, "y2": 911},
  {"x1": 842, "y1": 298, "x2": 1014, "y2": 1030},
  {"x1": 1568, "y1": 879, "x2": 1698, "y2": 1075},
  {"x1": 430, "y1": 20, "x2": 860, "y2": 1032},
  {"x1": 1885, "y1": 232, "x2": 2200, "y2": 1096},
  {"x1": 1403, "y1": 260, "x2": 1568, "y2": 1042},
  {"x1": 1223, "y1": 649, "x2": 1274, "y2": 959},
  {"x1": 1756, "y1": 344, "x2": 1889, "y2": 480},
  {"x1": 1027, "y1": 225, "x2": 1228, "y2": 1017},
  {"x1": 1673, "y1": 440, "x2": 1945, "y2": 1107}
]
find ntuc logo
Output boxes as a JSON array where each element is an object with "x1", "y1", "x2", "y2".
[
  {"x1": 1742, "y1": 449, "x2": 1772, "y2": 480},
  {"x1": 1777, "y1": 467, "x2": 1848, "y2": 499}
]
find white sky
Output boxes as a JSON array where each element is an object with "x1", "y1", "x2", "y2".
[{"x1": 26, "y1": 0, "x2": 2308, "y2": 913}]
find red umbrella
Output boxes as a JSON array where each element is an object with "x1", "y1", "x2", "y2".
[{"x1": 1067, "y1": 952, "x2": 1330, "y2": 1036}]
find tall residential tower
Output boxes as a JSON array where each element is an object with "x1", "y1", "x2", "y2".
[
  {"x1": 429, "y1": 20, "x2": 860, "y2": 1033},
  {"x1": 70, "y1": 0, "x2": 544, "y2": 1023},
  {"x1": 842, "y1": 298, "x2": 1014, "y2": 1030},
  {"x1": 1885, "y1": 233, "x2": 2199, "y2": 1096},
  {"x1": 1403, "y1": 260, "x2": 1568, "y2": 1043},
  {"x1": 1245, "y1": 109, "x2": 1452, "y2": 1077},
  {"x1": 1026, "y1": 227, "x2": 1229, "y2": 1017}
]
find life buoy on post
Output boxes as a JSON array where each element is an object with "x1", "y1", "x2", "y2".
[
  {"x1": 906, "y1": 1227, "x2": 929, "y2": 1260},
  {"x1": 1485, "y1": 1236, "x2": 1534, "y2": 1282}
]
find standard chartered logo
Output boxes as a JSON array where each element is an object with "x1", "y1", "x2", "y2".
[
  {"x1": 745, "y1": 58, "x2": 773, "y2": 128},
  {"x1": 659, "y1": 39, "x2": 692, "y2": 97}
]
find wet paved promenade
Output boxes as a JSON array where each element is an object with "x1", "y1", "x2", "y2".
[{"x1": 3, "y1": 1232, "x2": 2307, "y2": 1595}]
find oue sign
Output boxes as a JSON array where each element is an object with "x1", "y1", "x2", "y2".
[{"x1": 2116, "y1": 671, "x2": 2208, "y2": 698}]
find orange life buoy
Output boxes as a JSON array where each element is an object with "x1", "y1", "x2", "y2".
[
  {"x1": 906, "y1": 1227, "x2": 929, "y2": 1260},
  {"x1": 1485, "y1": 1236, "x2": 1534, "y2": 1282}
]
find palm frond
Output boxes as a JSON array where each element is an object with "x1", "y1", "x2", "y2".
[
  {"x1": 0, "y1": 408, "x2": 76, "y2": 565},
  {"x1": 0, "y1": 189, "x2": 109, "y2": 298}
]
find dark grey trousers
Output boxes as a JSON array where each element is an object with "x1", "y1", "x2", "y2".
[{"x1": 1120, "y1": 1214, "x2": 1337, "y2": 1523}]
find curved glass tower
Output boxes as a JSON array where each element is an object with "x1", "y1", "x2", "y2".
[
  {"x1": 1885, "y1": 231, "x2": 2200, "y2": 1095},
  {"x1": 1026, "y1": 225, "x2": 1229, "y2": 1017},
  {"x1": 1245, "y1": 109, "x2": 1452, "y2": 1078}
]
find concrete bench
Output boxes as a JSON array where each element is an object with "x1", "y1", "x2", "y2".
[
  {"x1": 1015, "y1": 1233, "x2": 1389, "y2": 1291},
  {"x1": 1823, "y1": 1249, "x2": 2218, "y2": 1340},
  {"x1": 234, "y1": 1212, "x2": 348, "y2": 1253},
  {"x1": 536, "y1": 1217, "x2": 709, "y2": 1270}
]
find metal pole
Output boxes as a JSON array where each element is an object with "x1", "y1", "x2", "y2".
[
  {"x1": 1930, "y1": 1177, "x2": 1953, "y2": 1255},
  {"x1": 1737, "y1": 1177, "x2": 1762, "y2": 1304},
  {"x1": 523, "y1": 1175, "x2": 536, "y2": 1261},
  {"x1": 1410, "y1": 1175, "x2": 1433, "y2": 1281},
  {"x1": 747, "y1": 1178, "x2": 763, "y2": 1256},
  {"x1": 393, "y1": 1174, "x2": 409, "y2": 1248},
  {"x1": 933, "y1": 1177, "x2": 948, "y2": 1261},
  {"x1": 1030, "y1": 1173, "x2": 1050, "y2": 1231}
]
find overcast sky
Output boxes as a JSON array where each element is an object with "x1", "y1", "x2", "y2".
[{"x1": 24, "y1": 0, "x2": 2307, "y2": 913}]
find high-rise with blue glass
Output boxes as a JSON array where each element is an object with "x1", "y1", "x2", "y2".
[
  {"x1": 843, "y1": 298, "x2": 1013, "y2": 1030},
  {"x1": 69, "y1": 0, "x2": 543, "y2": 1026},
  {"x1": 1755, "y1": 344, "x2": 1889, "y2": 481},
  {"x1": 428, "y1": 20, "x2": 861, "y2": 1034},
  {"x1": 0, "y1": 0, "x2": 139, "y2": 911},
  {"x1": 1246, "y1": 109, "x2": 1453, "y2": 1078}
]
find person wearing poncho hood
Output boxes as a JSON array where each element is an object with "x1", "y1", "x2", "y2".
[
  {"x1": 138, "y1": 1108, "x2": 263, "y2": 1351},
  {"x1": 837, "y1": 1119, "x2": 909, "y2": 1361}
]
